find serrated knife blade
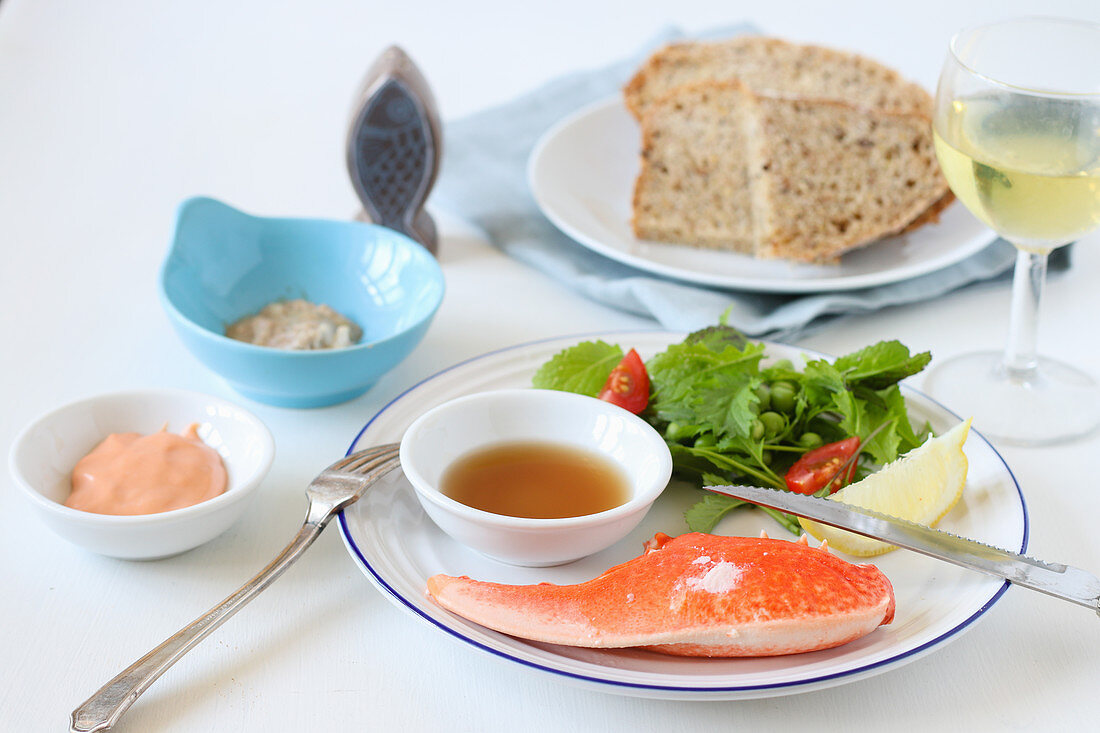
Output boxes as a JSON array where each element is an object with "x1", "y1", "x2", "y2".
[{"x1": 707, "y1": 484, "x2": 1100, "y2": 615}]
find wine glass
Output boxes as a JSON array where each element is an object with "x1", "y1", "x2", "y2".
[{"x1": 925, "y1": 17, "x2": 1100, "y2": 446}]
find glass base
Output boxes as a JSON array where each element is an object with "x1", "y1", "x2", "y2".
[{"x1": 923, "y1": 351, "x2": 1100, "y2": 447}]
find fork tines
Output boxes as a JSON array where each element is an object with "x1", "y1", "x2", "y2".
[{"x1": 328, "y1": 443, "x2": 401, "y2": 475}]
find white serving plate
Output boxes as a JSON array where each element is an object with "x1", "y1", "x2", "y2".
[
  {"x1": 338, "y1": 331, "x2": 1025, "y2": 700},
  {"x1": 528, "y1": 99, "x2": 998, "y2": 293}
]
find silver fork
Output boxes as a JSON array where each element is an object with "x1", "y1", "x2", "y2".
[{"x1": 69, "y1": 443, "x2": 402, "y2": 733}]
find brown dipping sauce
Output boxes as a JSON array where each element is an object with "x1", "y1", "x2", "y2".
[{"x1": 440, "y1": 442, "x2": 630, "y2": 519}]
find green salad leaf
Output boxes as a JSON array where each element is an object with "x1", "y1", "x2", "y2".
[
  {"x1": 683, "y1": 492, "x2": 746, "y2": 534},
  {"x1": 833, "y1": 340, "x2": 933, "y2": 390},
  {"x1": 647, "y1": 337, "x2": 767, "y2": 437},
  {"x1": 531, "y1": 340, "x2": 621, "y2": 395},
  {"x1": 682, "y1": 324, "x2": 749, "y2": 351}
]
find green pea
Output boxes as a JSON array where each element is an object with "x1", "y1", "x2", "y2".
[
  {"x1": 694, "y1": 433, "x2": 716, "y2": 448},
  {"x1": 750, "y1": 419, "x2": 765, "y2": 441},
  {"x1": 771, "y1": 359, "x2": 794, "y2": 372},
  {"x1": 759, "y1": 411, "x2": 785, "y2": 437},
  {"x1": 760, "y1": 450, "x2": 773, "y2": 465},
  {"x1": 753, "y1": 383, "x2": 771, "y2": 410},
  {"x1": 798, "y1": 432, "x2": 823, "y2": 449},
  {"x1": 769, "y1": 381, "x2": 797, "y2": 413}
]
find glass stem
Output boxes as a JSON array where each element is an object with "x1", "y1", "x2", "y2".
[{"x1": 1003, "y1": 248, "x2": 1049, "y2": 380}]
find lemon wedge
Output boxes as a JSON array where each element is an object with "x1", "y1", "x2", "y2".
[{"x1": 799, "y1": 418, "x2": 972, "y2": 557}]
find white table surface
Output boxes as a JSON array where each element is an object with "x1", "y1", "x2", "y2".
[{"x1": 3, "y1": 1, "x2": 1099, "y2": 731}]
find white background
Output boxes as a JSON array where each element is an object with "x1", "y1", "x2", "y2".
[{"x1": 2, "y1": 1, "x2": 1099, "y2": 731}]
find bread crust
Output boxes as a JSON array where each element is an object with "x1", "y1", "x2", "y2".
[{"x1": 625, "y1": 36, "x2": 932, "y2": 121}]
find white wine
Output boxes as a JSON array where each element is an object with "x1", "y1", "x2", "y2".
[{"x1": 934, "y1": 96, "x2": 1100, "y2": 250}]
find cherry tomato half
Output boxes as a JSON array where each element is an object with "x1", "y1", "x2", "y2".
[
  {"x1": 598, "y1": 348, "x2": 649, "y2": 414},
  {"x1": 784, "y1": 436, "x2": 861, "y2": 495}
]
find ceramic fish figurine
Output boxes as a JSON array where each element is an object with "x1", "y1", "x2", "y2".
[
  {"x1": 427, "y1": 532, "x2": 895, "y2": 657},
  {"x1": 346, "y1": 46, "x2": 442, "y2": 255}
]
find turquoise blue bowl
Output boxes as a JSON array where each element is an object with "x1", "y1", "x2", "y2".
[{"x1": 159, "y1": 197, "x2": 445, "y2": 408}]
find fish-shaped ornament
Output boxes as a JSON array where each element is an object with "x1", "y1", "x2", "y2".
[
  {"x1": 346, "y1": 46, "x2": 442, "y2": 254},
  {"x1": 428, "y1": 532, "x2": 895, "y2": 657}
]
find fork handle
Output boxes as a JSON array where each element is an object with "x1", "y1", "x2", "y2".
[
  {"x1": 70, "y1": 518, "x2": 327, "y2": 732},
  {"x1": 70, "y1": 445, "x2": 402, "y2": 732}
]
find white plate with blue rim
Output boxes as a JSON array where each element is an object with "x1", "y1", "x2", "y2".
[
  {"x1": 527, "y1": 98, "x2": 998, "y2": 293},
  {"x1": 337, "y1": 331, "x2": 1026, "y2": 700}
]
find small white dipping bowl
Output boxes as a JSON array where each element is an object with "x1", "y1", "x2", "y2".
[
  {"x1": 9, "y1": 389, "x2": 275, "y2": 560},
  {"x1": 399, "y1": 389, "x2": 673, "y2": 567}
]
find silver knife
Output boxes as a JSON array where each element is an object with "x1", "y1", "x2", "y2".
[{"x1": 707, "y1": 484, "x2": 1100, "y2": 615}]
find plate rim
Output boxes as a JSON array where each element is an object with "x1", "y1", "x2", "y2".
[
  {"x1": 527, "y1": 97, "x2": 999, "y2": 294},
  {"x1": 338, "y1": 330, "x2": 1028, "y2": 697}
]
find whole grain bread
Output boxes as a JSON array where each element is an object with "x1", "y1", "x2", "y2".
[
  {"x1": 748, "y1": 91, "x2": 949, "y2": 261},
  {"x1": 631, "y1": 82, "x2": 950, "y2": 262},
  {"x1": 631, "y1": 83, "x2": 757, "y2": 252},
  {"x1": 624, "y1": 36, "x2": 933, "y2": 121}
]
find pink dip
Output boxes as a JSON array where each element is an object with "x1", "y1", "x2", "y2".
[{"x1": 65, "y1": 424, "x2": 228, "y2": 515}]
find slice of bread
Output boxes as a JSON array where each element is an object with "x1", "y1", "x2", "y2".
[
  {"x1": 632, "y1": 82, "x2": 949, "y2": 263},
  {"x1": 631, "y1": 84, "x2": 756, "y2": 252},
  {"x1": 625, "y1": 36, "x2": 932, "y2": 121},
  {"x1": 748, "y1": 92, "x2": 949, "y2": 262}
]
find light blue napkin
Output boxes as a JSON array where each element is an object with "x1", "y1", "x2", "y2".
[{"x1": 432, "y1": 26, "x2": 1070, "y2": 339}]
